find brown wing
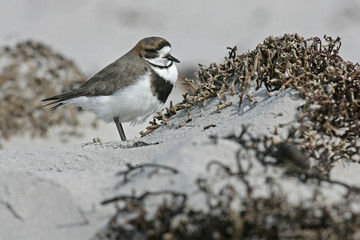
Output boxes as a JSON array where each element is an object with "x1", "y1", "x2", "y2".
[{"x1": 42, "y1": 50, "x2": 149, "y2": 110}]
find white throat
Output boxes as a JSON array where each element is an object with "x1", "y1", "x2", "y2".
[{"x1": 150, "y1": 64, "x2": 178, "y2": 85}]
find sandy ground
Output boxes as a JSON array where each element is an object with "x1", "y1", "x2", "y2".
[
  {"x1": 1, "y1": 84, "x2": 360, "y2": 239},
  {"x1": 1, "y1": 1, "x2": 360, "y2": 239},
  {"x1": 0, "y1": 86, "x2": 299, "y2": 239}
]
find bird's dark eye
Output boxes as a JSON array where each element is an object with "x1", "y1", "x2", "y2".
[{"x1": 146, "y1": 49, "x2": 157, "y2": 53}]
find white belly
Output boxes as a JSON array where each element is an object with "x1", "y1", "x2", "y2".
[{"x1": 64, "y1": 72, "x2": 166, "y2": 125}]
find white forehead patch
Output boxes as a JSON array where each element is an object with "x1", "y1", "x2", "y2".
[{"x1": 157, "y1": 46, "x2": 171, "y2": 57}]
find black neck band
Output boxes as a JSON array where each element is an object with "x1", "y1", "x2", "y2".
[{"x1": 148, "y1": 61, "x2": 173, "y2": 69}]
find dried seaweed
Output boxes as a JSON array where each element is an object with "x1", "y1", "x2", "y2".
[
  {"x1": 99, "y1": 127, "x2": 360, "y2": 240},
  {"x1": 0, "y1": 40, "x2": 87, "y2": 144},
  {"x1": 259, "y1": 35, "x2": 360, "y2": 171},
  {"x1": 115, "y1": 163, "x2": 179, "y2": 186},
  {"x1": 143, "y1": 34, "x2": 360, "y2": 171}
]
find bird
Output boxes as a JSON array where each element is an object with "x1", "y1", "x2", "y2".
[{"x1": 42, "y1": 37, "x2": 180, "y2": 141}]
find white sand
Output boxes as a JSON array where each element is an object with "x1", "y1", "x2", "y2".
[{"x1": 1, "y1": 84, "x2": 359, "y2": 239}]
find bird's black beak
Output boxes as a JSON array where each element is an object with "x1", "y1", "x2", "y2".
[{"x1": 166, "y1": 54, "x2": 180, "y2": 63}]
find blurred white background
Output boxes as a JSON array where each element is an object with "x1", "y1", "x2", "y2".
[
  {"x1": 2, "y1": 0, "x2": 359, "y2": 73},
  {"x1": 1, "y1": 0, "x2": 360, "y2": 148}
]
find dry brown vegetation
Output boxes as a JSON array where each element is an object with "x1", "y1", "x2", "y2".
[
  {"x1": 145, "y1": 34, "x2": 360, "y2": 171},
  {"x1": 0, "y1": 41, "x2": 87, "y2": 145}
]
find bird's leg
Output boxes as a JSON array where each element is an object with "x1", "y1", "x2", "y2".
[{"x1": 114, "y1": 117, "x2": 127, "y2": 141}]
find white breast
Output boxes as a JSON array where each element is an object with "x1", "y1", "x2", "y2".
[
  {"x1": 64, "y1": 71, "x2": 164, "y2": 125},
  {"x1": 149, "y1": 63, "x2": 178, "y2": 85}
]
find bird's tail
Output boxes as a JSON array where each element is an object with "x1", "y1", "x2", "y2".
[{"x1": 42, "y1": 91, "x2": 79, "y2": 111}]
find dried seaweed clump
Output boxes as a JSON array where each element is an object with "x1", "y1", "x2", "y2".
[
  {"x1": 259, "y1": 35, "x2": 360, "y2": 170},
  {"x1": 0, "y1": 40, "x2": 87, "y2": 143},
  {"x1": 146, "y1": 34, "x2": 360, "y2": 170},
  {"x1": 99, "y1": 128, "x2": 360, "y2": 240}
]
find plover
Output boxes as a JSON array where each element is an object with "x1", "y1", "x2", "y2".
[{"x1": 42, "y1": 37, "x2": 180, "y2": 141}]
